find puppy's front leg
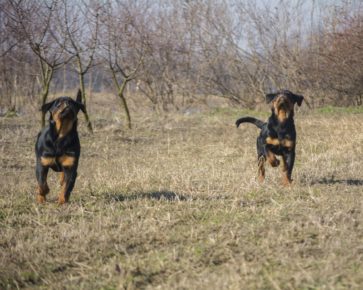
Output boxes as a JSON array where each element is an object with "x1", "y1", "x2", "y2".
[
  {"x1": 58, "y1": 168, "x2": 77, "y2": 204},
  {"x1": 282, "y1": 150, "x2": 295, "y2": 186},
  {"x1": 36, "y1": 163, "x2": 50, "y2": 203},
  {"x1": 58, "y1": 155, "x2": 78, "y2": 204}
]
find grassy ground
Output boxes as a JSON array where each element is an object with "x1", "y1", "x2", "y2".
[{"x1": 1, "y1": 96, "x2": 363, "y2": 289}]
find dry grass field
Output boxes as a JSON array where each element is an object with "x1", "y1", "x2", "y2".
[{"x1": 1, "y1": 95, "x2": 363, "y2": 289}]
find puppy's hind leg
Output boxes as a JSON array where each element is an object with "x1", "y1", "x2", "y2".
[
  {"x1": 258, "y1": 155, "x2": 266, "y2": 183},
  {"x1": 256, "y1": 137, "x2": 266, "y2": 183}
]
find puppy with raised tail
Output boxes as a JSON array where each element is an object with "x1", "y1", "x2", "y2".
[{"x1": 236, "y1": 90, "x2": 304, "y2": 185}]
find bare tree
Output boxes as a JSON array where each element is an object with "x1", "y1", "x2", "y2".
[
  {"x1": 0, "y1": 0, "x2": 18, "y2": 109},
  {"x1": 5, "y1": 0, "x2": 75, "y2": 126},
  {"x1": 317, "y1": 4, "x2": 363, "y2": 105},
  {"x1": 2, "y1": 0, "x2": 363, "y2": 113},
  {"x1": 0, "y1": 2, "x2": 17, "y2": 58},
  {"x1": 54, "y1": 0, "x2": 100, "y2": 132},
  {"x1": 132, "y1": 1, "x2": 199, "y2": 111},
  {"x1": 99, "y1": 0, "x2": 148, "y2": 128}
]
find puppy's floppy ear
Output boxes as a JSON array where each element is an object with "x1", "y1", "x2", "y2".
[
  {"x1": 41, "y1": 100, "x2": 55, "y2": 113},
  {"x1": 74, "y1": 89, "x2": 86, "y2": 113},
  {"x1": 266, "y1": 93, "x2": 277, "y2": 104},
  {"x1": 292, "y1": 94, "x2": 304, "y2": 106},
  {"x1": 76, "y1": 103, "x2": 86, "y2": 113},
  {"x1": 72, "y1": 100, "x2": 86, "y2": 113},
  {"x1": 76, "y1": 89, "x2": 82, "y2": 103}
]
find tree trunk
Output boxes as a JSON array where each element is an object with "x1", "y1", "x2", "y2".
[
  {"x1": 78, "y1": 65, "x2": 93, "y2": 133},
  {"x1": 118, "y1": 92, "x2": 132, "y2": 129},
  {"x1": 40, "y1": 67, "x2": 53, "y2": 128},
  {"x1": 40, "y1": 91, "x2": 48, "y2": 128},
  {"x1": 111, "y1": 70, "x2": 132, "y2": 129}
]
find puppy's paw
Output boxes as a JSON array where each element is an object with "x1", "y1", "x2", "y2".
[
  {"x1": 36, "y1": 194, "x2": 46, "y2": 203},
  {"x1": 58, "y1": 195, "x2": 66, "y2": 205}
]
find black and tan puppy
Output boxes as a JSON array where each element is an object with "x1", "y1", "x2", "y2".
[
  {"x1": 236, "y1": 90, "x2": 304, "y2": 185},
  {"x1": 35, "y1": 90, "x2": 85, "y2": 204}
]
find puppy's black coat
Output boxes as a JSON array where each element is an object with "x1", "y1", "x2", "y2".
[
  {"x1": 236, "y1": 90, "x2": 304, "y2": 185},
  {"x1": 35, "y1": 90, "x2": 85, "y2": 204}
]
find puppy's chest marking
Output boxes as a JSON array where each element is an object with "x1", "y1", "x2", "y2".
[
  {"x1": 58, "y1": 155, "x2": 76, "y2": 167},
  {"x1": 266, "y1": 136, "x2": 295, "y2": 149},
  {"x1": 40, "y1": 156, "x2": 56, "y2": 166},
  {"x1": 40, "y1": 155, "x2": 75, "y2": 167}
]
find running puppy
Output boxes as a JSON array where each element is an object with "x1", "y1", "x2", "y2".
[
  {"x1": 236, "y1": 90, "x2": 304, "y2": 185},
  {"x1": 35, "y1": 90, "x2": 85, "y2": 204}
]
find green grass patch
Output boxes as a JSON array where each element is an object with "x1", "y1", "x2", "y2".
[{"x1": 316, "y1": 105, "x2": 363, "y2": 114}]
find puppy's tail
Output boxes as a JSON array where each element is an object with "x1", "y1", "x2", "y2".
[{"x1": 235, "y1": 117, "x2": 265, "y2": 129}]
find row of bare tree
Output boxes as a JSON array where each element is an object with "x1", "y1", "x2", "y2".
[{"x1": 1, "y1": 0, "x2": 362, "y2": 128}]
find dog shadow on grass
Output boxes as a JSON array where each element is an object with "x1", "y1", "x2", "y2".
[
  {"x1": 107, "y1": 191, "x2": 190, "y2": 202},
  {"x1": 106, "y1": 190, "x2": 230, "y2": 203},
  {"x1": 307, "y1": 175, "x2": 363, "y2": 186}
]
